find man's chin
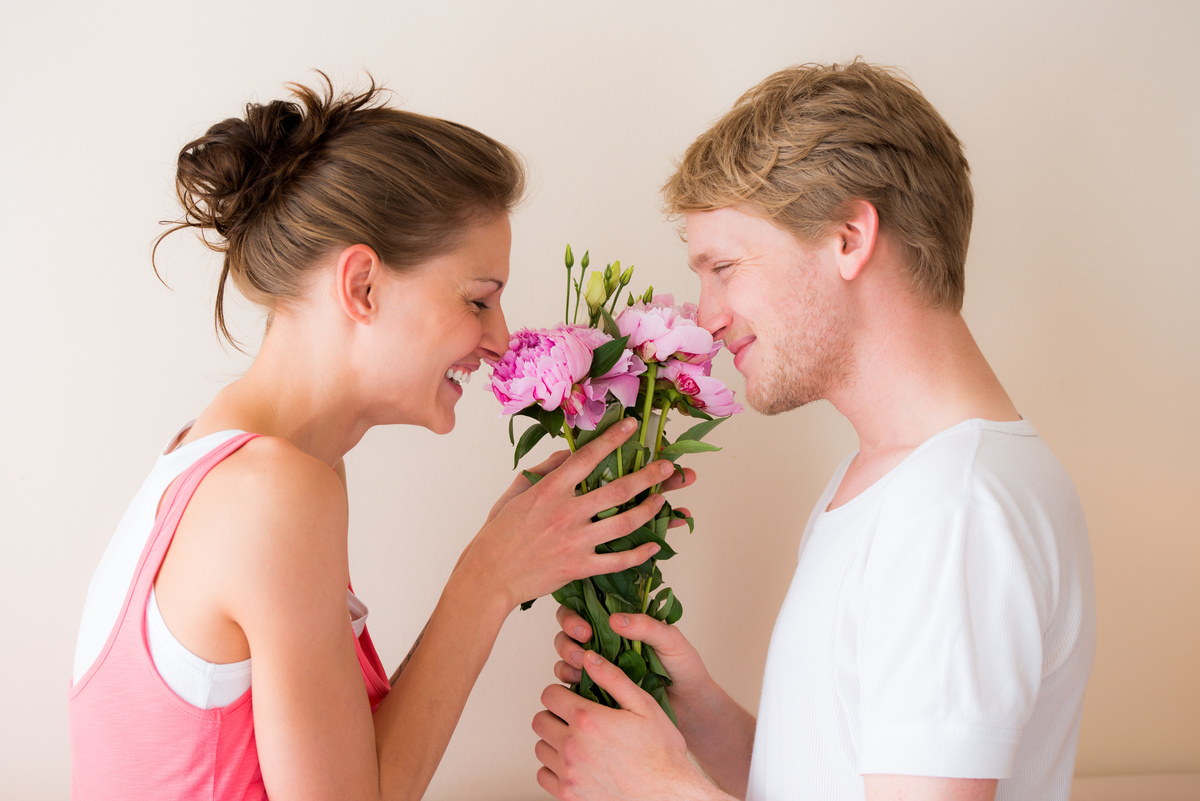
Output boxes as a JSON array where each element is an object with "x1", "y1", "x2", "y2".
[{"x1": 745, "y1": 382, "x2": 817, "y2": 416}]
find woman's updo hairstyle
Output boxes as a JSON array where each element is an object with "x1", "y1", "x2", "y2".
[{"x1": 156, "y1": 72, "x2": 525, "y2": 346}]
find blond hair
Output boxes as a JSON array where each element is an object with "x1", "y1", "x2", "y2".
[
  {"x1": 156, "y1": 73, "x2": 526, "y2": 345},
  {"x1": 663, "y1": 60, "x2": 973, "y2": 310}
]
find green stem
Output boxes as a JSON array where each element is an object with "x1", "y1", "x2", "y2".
[
  {"x1": 608, "y1": 287, "x2": 623, "y2": 316},
  {"x1": 563, "y1": 425, "x2": 587, "y2": 493},
  {"x1": 615, "y1": 409, "x2": 625, "y2": 479},
  {"x1": 651, "y1": 400, "x2": 670, "y2": 493},
  {"x1": 633, "y1": 362, "x2": 658, "y2": 472},
  {"x1": 565, "y1": 265, "x2": 571, "y2": 323}
]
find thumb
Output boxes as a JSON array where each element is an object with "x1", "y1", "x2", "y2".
[
  {"x1": 582, "y1": 651, "x2": 653, "y2": 716},
  {"x1": 609, "y1": 613, "x2": 680, "y2": 652}
]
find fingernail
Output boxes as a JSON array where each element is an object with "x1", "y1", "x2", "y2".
[
  {"x1": 621, "y1": 419, "x2": 638, "y2": 432},
  {"x1": 573, "y1": 625, "x2": 586, "y2": 639},
  {"x1": 658, "y1": 461, "x2": 673, "y2": 478},
  {"x1": 585, "y1": 651, "x2": 604, "y2": 666},
  {"x1": 613, "y1": 614, "x2": 630, "y2": 628},
  {"x1": 571, "y1": 649, "x2": 584, "y2": 667}
]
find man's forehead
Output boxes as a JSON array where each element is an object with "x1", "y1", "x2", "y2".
[{"x1": 683, "y1": 208, "x2": 743, "y2": 269}]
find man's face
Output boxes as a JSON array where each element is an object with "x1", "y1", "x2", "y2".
[{"x1": 686, "y1": 207, "x2": 853, "y2": 415}]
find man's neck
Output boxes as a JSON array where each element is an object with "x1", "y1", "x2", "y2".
[{"x1": 822, "y1": 306, "x2": 1019, "y2": 510}]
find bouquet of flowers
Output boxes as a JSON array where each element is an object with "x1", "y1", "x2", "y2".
[{"x1": 489, "y1": 245, "x2": 741, "y2": 723}]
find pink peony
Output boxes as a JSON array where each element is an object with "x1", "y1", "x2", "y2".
[
  {"x1": 490, "y1": 327, "x2": 593, "y2": 415},
  {"x1": 616, "y1": 294, "x2": 720, "y2": 365},
  {"x1": 661, "y1": 360, "x2": 743, "y2": 417},
  {"x1": 490, "y1": 325, "x2": 646, "y2": 431}
]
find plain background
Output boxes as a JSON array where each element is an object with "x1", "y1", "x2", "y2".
[{"x1": 2, "y1": 1, "x2": 1197, "y2": 797}]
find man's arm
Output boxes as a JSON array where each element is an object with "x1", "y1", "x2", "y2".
[{"x1": 864, "y1": 775, "x2": 997, "y2": 801}]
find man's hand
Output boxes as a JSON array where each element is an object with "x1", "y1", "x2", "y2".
[
  {"x1": 534, "y1": 649, "x2": 728, "y2": 801},
  {"x1": 553, "y1": 607, "x2": 712, "y2": 710}
]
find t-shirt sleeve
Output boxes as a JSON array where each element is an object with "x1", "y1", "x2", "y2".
[{"x1": 856, "y1": 495, "x2": 1046, "y2": 779}]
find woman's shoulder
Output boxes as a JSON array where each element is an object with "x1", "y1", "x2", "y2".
[{"x1": 185, "y1": 435, "x2": 349, "y2": 562}]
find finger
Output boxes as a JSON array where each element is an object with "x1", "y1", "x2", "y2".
[
  {"x1": 548, "y1": 418, "x2": 639, "y2": 489},
  {"x1": 589, "y1": 490, "x2": 666, "y2": 546},
  {"x1": 523, "y1": 449, "x2": 572, "y2": 480},
  {"x1": 532, "y1": 707, "x2": 569, "y2": 745},
  {"x1": 540, "y1": 682, "x2": 592, "y2": 722},
  {"x1": 536, "y1": 766, "x2": 563, "y2": 800},
  {"x1": 533, "y1": 738, "x2": 564, "y2": 776},
  {"x1": 556, "y1": 604, "x2": 592, "y2": 644},
  {"x1": 555, "y1": 631, "x2": 586, "y2": 667},
  {"x1": 554, "y1": 659, "x2": 582, "y2": 685},
  {"x1": 581, "y1": 650, "x2": 655, "y2": 715},
  {"x1": 584, "y1": 459, "x2": 673, "y2": 518},
  {"x1": 590, "y1": 541, "x2": 661, "y2": 577},
  {"x1": 608, "y1": 612, "x2": 681, "y2": 652},
  {"x1": 659, "y1": 466, "x2": 696, "y2": 493}
]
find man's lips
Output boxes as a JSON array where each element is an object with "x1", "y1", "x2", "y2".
[{"x1": 726, "y1": 335, "x2": 756, "y2": 371}]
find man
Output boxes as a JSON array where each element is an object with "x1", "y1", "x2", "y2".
[{"x1": 532, "y1": 61, "x2": 1096, "y2": 801}]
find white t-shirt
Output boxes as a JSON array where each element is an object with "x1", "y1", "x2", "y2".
[{"x1": 745, "y1": 419, "x2": 1095, "y2": 801}]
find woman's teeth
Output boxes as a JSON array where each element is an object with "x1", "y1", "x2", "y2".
[{"x1": 446, "y1": 368, "x2": 471, "y2": 386}]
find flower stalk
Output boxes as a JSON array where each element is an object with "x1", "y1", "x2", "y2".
[{"x1": 488, "y1": 244, "x2": 742, "y2": 725}]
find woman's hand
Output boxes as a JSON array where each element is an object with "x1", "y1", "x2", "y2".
[{"x1": 460, "y1": 418, "x2": 678, "y2": 612}]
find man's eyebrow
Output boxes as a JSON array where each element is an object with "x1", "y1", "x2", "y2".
[{"x1": 687, "y1": 251, "x2": 717, "y2": 271}]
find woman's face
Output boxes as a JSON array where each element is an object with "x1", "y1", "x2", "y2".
[{"x1": 369, "y1": 215, "x2": 512, "y2": 434}]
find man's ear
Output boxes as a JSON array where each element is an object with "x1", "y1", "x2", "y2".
[
  {"x1": 335, "y1": 244, "x2": 383, "y2": 323},
  {"x1": 832, "y1": 200, "x2": 879, "y2": 282}
]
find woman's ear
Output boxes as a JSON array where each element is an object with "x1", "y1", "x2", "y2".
[
  {"x1": 833, "y1": 200, "x2": 879, "y2": 282},
  {"x1": 335, "y1": 244, "x2": 384, "y2": 323}
]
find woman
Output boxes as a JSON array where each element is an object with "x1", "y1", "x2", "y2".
[{"x1": 69, "y1": 75, "x2": 675, "y2": 800}]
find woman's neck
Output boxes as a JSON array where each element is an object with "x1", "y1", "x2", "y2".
[{"x1": 189, "y1": 310, "x2": 372, "y2": 466}]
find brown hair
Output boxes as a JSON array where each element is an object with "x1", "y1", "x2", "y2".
[
  {"x1": 663, "y1": 60, "x2": 973, "y2": 311},
  {"x1": 155, "y1": 72, "x2": 526, "y2": 345}
]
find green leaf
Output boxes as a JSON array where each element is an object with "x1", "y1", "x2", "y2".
[
  {"x1": 647, "y1": 679, "x2": 678, "y2": 726},
  {"x1": 599, "y1": 307, "x2": 621, "y2": 339},
  {"x1": 578, "y1": 669, "x2": 599, "y2": 703},
  {"x1": 508, "y1": 415, "x2": 516, "y2": 446},
  {"x1": 592, "y1": 569, "x2": 639, "y2": 606},
  {"x1": 589, "y1": 335, "x2": 631, "y2": 379},
  {"x1": 673, "y1": 399, "x2": 714, "y2": 420},
  {"x1": 514, "y1": 424, "x2": 549, "y2": 468},
  {"x1": 617, "y1": 650, "x2": 648, "y2": 684},
  {"x1": 665, "y1": 594, "x2": 684, "y2": 625},
  {"x1": 603, "y1": 592, "x2": 636, "y2": 615},
  {"x1": 657, "y1": 439, "x2": 722, "y2": 462},
  {"x1": 582, "y1": 579, "x2": 620, "y2": 662},
  {"x1": 671, "y1": 507, "x2": 695, "y2": 533},
  {"x1": 521, "y1": 470, "x2": 545, "y2": 486},
  {"x1": 552, "y1": 580, "x2": 583, "y2": 606},
  {"x1": 651, "y1": 588, "x2": 675, "y2": 622},
  {"x1": 643, "y1": 643, "x2": 669, "y2": 678},
  {"x1": 676, "y1": 416, "x2": 726, "y2": 443},
  {"x1": 536, "y1": 407, "x2": 565, "y2": 437}
]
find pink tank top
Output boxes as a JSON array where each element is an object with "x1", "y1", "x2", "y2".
[{"x1": 69, "y1": 432, "x2": 391, "y2": 800}]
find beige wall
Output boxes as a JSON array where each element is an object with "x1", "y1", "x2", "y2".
[{"x1": 3, "y1": 0, "x2": 1197, "y2": 797}]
